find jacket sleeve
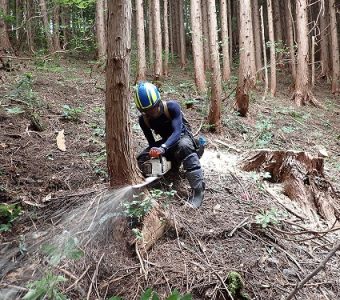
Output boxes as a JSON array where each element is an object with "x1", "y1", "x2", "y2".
[
  {"x1": 139, "y1": 116, "x2": 156, "y2": 147},
  {"x1": 162, "y1": 101, "x2": 183, "y2": 149}
]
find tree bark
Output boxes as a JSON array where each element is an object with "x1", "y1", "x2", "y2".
[
  {"x1": 241, "y1": 150, "x2": 339, "y2": 224},
  {"x1": 26, "y1": 0, "x2": 34, "y2": 52},
  {"x1": 39, "y1": 0, "x2": 54, "y2": 53},
  {"x1": 96, "y1": 0, "x2": 107, "y2": 59},
  {"x1": 267, "y1": 0, "x2": 276, "y2": 96},
  {"x1": 328, "y1": 0, "x2": 340, "y2": 95},
  {"x1": 152, "y1": 0, "x2": 162, "y2": 79},
  {"x1": 201, "y1": 0, "x2": 210, "y2": 70},
  {"x1": 285, "y1": 0, "x2": 296, "y2": 80},
  {"x1": 169, "y1": 0, "x2": 174, "y2": 61},
  {"x1": 227, "y1": 0, "x2": 232, "y2": 64},
  {"x1": 0, "y1": 0, "x2": 12, "y2": 50},
  {"x1": 319, "y1": 0, "x2": 330, "y2": 81},
  {"x1": 106, "y1": 0, "x2": 141, "y2": 186},
  {"x1": 252, "y1": 0, "x2": 263, "y2": 78},
  {"x1": 163, "y1": 0, "x2": 169, "y2": 76},
  {"x1": 179, "y1": 0, "x2": 186, "y2": 68},
  {"x1": 53, "y1": 5, "x2": 61, "y2": 51},
  {"x1": 235, "y1": 0, "x2": 256, "y2": 117},
  {"x1": 260, "y1": 5, "x2": 269, "y2": 94},
  {"x1": 292, "y1": 0, "x2": 318, "y2": 106},
  {"x1": 147, "y1": 0, "x2": 153, "y2": 67},
  {"x1": 273, "y1": 0, "x2": 283, "y2": 65},
  {"x1": 190, "y1": 0, "x2": 206, "y2": 93},
  {"x1": 136, "y1": 0, "x2": 146, "y2": 80},
  {"x1": 220, "y1": 0, "x2": 231, "y2": 81},
  {"x1": 207, "y1": 0, "x2": 222, "y2": 131}
]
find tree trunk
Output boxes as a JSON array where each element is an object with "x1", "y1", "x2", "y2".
[
  {"x1": 15, "y1": 0, "x2": 23, "y2": 45},
  {"x1": 273, "y1": 0, "x2": 283, "y2": 66},
  {"x1": 60, "y1": 6, "x2": 69, "y2": 49},
  {"x1": 227, "y1": 0, "x2": 232, "y2": 64},
  {"x1": 147, "y1": 0, "x2": 153, "y2": 67},
  {"x1": 285, "y1": 0, "x2": 296, "y2": 80},
  {"x1": 190, "y1": 0, "x2": 206, "y2": 93},
  {"x1": 53, "y1": 5, "x2": 61, "y2": 51},
  {"x1": 207, "y1": 0, "x2": 222, "y2": 131},
  {"x1": 169, "y1": 0, "x2": 174, "y2": 61},
  {"x1": 241, "y1": 150, "x2": 339, "y2": 224},
  {"x1": 260, "y1": 5, "x2": 269, "y2": 94},
  {"x1": 152, "y1": 0, "x2": 162, "y2": 79},
  {"x1": 267, "y1": 0, "x2": 276, "y2": 96},
  {"x1": 136, "y1": 0, "x2": 146, "y2": 80},
  {"x1": 163, "y1": 0, "x2": 169, "y2": 76},
  {"x1": 201, "y1": 0, "x2": 210, "y2": 70},
  {"x1": 252, "y1": 0, "x2": 263, "y2": 78},
  {"x1": 179, "y1": 0, "x2": 186, "y2": 68},
  {"x1": 106, "y1": 0, "x2": 141, "y2": 187},
  {"x1": 292, "y1": 0, "x2": 319, "y2": 106},
  {"x1": 328, "y1": 0, "x2": 340, "y2": 95},
  {"x1": 96, "y1": 0, "x2": 107, "y2": 59},
  {"x1": 39, "y1": 0, "x2": 53, "y2": 53},
  {"x1": 0, "y1": 0, "x2": 12, "y2": 50},
  {"x1": 319, "y1": 0, "x2": 330, "y2": 81},
  {"x1": 235, "y1": 0, "x2": 256, "y2": 117},
  {"x1": 220, "y1": 0, "x2": 231, "y2": 81},
  {"x1": 26, "y1": 0, "x2": 34, "y2": 52}
]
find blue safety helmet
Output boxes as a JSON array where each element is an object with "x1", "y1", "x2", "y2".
[{"x1": 134, "y1": 82, "x2": 161, "y2": 112}]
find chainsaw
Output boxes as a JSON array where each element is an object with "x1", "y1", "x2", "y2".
[{"x1": 133, "y1": 155, "x2": 171, "y2": 190}]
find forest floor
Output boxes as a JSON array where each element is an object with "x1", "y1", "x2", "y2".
[{"x1": 0, "y1": 57, "x2": 340, "y2": 300}]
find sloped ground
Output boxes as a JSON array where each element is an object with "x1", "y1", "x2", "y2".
[{"x1": 0, "y1": 58, "x2": 339, "y2": 300}]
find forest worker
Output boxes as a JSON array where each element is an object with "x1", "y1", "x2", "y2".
[{"x1": 134, "y1": 81, "x2": 205, "y2": 208}]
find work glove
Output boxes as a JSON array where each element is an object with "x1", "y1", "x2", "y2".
[{"x1": 149, "y1": 147, "x2": 165, "y2": 158}]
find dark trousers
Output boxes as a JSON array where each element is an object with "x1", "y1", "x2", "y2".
[{"x1": 137, "y1": 134, "x2": 199, "y2": 171}]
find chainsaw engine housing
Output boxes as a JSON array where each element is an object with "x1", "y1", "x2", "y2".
[{"x1": 141, "y1": 156, "x2": 172, "y2": 177}]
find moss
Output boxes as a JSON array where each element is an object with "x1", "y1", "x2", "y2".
[{"x1": 226, "y1": 271, "x2": 250, "y2": 300}]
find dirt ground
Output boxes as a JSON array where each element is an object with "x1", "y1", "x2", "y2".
[{"x1": 0, "y1": 58, "x2": 340, "y2": 300}]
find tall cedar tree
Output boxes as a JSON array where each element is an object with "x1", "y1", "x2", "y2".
[
  {"x1": 106, "y1": 0, "x2": 141, "y2": 186},
  {"x1": 0, "y1": 0, "x2": 12, "y2": 49},
  {"x1": 136, "y1": 0, "x2": 146, "y2": 80}
]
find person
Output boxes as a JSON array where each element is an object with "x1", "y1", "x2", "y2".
[{"x1": 134, "y1": 81, "x2": 205, "y2": 208}]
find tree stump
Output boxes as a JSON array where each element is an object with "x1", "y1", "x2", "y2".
[{"x1": 241, "y1": 150, "x2": 339, "y2": 224}]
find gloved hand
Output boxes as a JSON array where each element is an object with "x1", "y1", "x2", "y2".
[{"x1": 149, "y1": 147, "x2": 165, "y2": 158}]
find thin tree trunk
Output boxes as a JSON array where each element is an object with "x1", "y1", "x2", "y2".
[
  {"x1": 179, "y1": 0, "x2": 186, "y2": 68},
  {"x1": 267, "y1": 0, "x2": 276, "y2": 96},
  {"x1": 136, "y1": 0, "x2": 146, "y2": 80},
  {"x1": 26, "y1": 0, "x2": 34, "y2": 52},
  {"x1": 252, "y1": 0, "x2": 263, "y2": 78},
  {"x1": 190, "y1": 0, "x2": 206, "y2": 93},
  {"x1": 273, "y1": 0, "x2": 283, "y2": 65},
  {"x1": 201, "y1": 0, "x2": 210, "y2": 70},
  {"x1": 285, "y1": 0, "x2": 296, "y2": 80},
  {"x1": 15, "y1": 0, "x2": 22, "y2": 44},
  {"x1": 148, "y1": 0, "x2": 153, "y2": 67},
  {"x1": 311, "y1": 35, "x2": 315, "y2": 87},
  {"x1": 207, "y1": 0, "x2": 222, "y2": 131},
  {"x1": 292, "y1": 0, "x2": 318, "y2": 106},
  {"x1": 227, "y1": 0, "x2": 232, "y2": 64},
  {"x1": 169, "y1": 0, "x2": 174, "y2": 61},
  {"x1": 220, "y1": 0, "x2": 231, "y2": 81},
  {"x1": 106, "y1": 0, "x2": 141, "y2": 186},
  {"x1": 319, "y1": 0, "x2": 330, "y2": 81},
  {"x1": 235, "y1": 0, "x2": 256, "y2": 117},
  {"x1": 152, "y1": 0, "x2": 162, "y2": 79},
  {"x1": 96, "y1": 0, "x2": 107, "y2": 58},
  {"x1": 260, "y1": 6, "x2": 268, "y2": 94},
  {"x1": 0, "y1": 0, "x2": 12, "y2": 50},
  {"x1": 328, "y1": 0, "x2": 340, "y2": 95},
  {"x1": 39, "y1": 0, "x2": 53, "y2": 53},
  {"x1": 163, "y1": 0, "x2": 169, "y2": 76},
  {"x1": 53, "y1": 5, "x2": 61, "y2": 51}
]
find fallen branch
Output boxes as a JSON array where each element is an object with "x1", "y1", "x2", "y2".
[
  {"x1": 86, "y1": 253, "x2": 104, "y2": 300},
  {"x1": 215, "y1": 139, "x2": 241, "y2": 153},
  {"x1": 285, "y1": 241, "x2": 340, "y2": 300},
  {"x1": 213, "y1": 271, "x2": 234, "y2": 300}
]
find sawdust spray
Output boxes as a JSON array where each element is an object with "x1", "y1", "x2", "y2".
[{"x1": 0, "y1": 186, "x2": 134, "y2": 299}]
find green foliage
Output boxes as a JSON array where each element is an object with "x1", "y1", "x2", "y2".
[
  {"x1": 5, "y1": 107, "x2": 25, "y2": 115},
  {"x1": 56, "y1": 0, "x2": 95, "y2": 9},
  {"x1": 281, "y1": 126, "x2": 296, "y2": 134},
  {"x1": 226, "y1": 272, "x2": 249, "y2": 300},
  {"x1": 62, "y1": 105, "x2": 83, "y2": 122},
  {"x1": 0, "y1": 203, "x2": 22, "y2": 232},
  {"x1": 23, "y1": 273, "x2": 67, "y2": 300},
  {"x1": 255, "y1": 208, "x2": 282, "y2": 228},
  {"x1": 42, "y1": 237, "x2": 84, "y2": 266},
  {"x1": 0, "y1": 9, "x2": 15, "y2": 24},
  {"x1": 123, "y1": 189, "x2": 176, "y2": 222},
  {"x1": 7, "y1": 73, "x2": 41, "y2": 109},
  {"x1": 255, "y1": 118, "x2": 273, "y2": 147},
  {"x1": 266, "y1": 40, "x2": 290, "y2": 55}
]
